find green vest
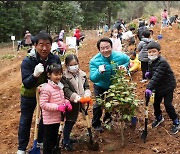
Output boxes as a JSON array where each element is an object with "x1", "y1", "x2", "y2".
[{"x1": 20, "y1": 73, "x2": 46, "y2": 98}]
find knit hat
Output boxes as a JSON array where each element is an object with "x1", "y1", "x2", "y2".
[{"x1": 147, "y1": 41, "x2": 161, "y2": 51}]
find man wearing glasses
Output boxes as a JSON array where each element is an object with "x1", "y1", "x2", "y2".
[{"x1": 89, "y1": 38, "x2": 130, "y2": 132}]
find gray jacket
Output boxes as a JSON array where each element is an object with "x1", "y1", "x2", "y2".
[{"x1": 138, "y1": 38, "x2": 153, "y2": 62}]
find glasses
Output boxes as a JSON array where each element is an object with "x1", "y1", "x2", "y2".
[{"x1": 100, "y1": 45, "x2": 111, "y2": 51}]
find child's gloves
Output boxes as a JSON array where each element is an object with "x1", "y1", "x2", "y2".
[
  {"x1": 145, "y1": 72, "x2": 151, "y2": 79},
  {"x1": 79, "y1": 96, "x2": 93, "y2": 104},
  {"x1": 99, "y1": 65, "x2": 106, "y2": 74},
  {"x1": 145, "y1": 89, "x2": 152, "y2": 98},
  {"x1": 33, "y1": 63, "x2": 44, "y2": 77},
  {"x1": 65, "y1": 99, "x2": 72, "y2": 111},
  {"x1": 57, "y1": 104, "x2": 66, "y2": 112}
]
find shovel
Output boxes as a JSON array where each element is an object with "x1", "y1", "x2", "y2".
[
  {"x1": 157, "y1": 23, "x2": 163, "y2": 40},
  {"x1": 80, "y1": 103, "x2": 99, "y2": 151},
  {"x1": 52, "y1": 111, "x2": 65, "y2": 154},
  {"x1": 29, "y1": 88, "x2": 41, "y2": 154},
  {"x1": 141, "y1": 94, "x2": 150, "y2": 143}
]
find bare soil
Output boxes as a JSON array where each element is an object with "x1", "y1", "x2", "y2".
[{"x1": 0, "y1": 24, "x2": 180, "y2": 154}]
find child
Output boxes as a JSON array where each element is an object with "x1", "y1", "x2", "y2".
[
  {"x1": 121, "y1": 27, "x2": 136, "y2": 52},
  {"x1": 61, "y1": 54, "x2": 92, "y2": 151},
  {"x1": 39, "y1": 63, "x2": 72, "y2": 154},
  {"x1": 110, "y1": 28, "x2": 122, "y2": 52},
  {"x1": 137, "y1": 29, "x2": 154, "y2": 82},
  {"x1": 145, "y1": 41, "x2": 180, "y2": 135},
  {"x1": 129, "y1": 51, "x2": 141, "y2": 73}
]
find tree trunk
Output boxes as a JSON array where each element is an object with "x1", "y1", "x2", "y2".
[
  {"x1": 107, "y1": 6, "x2": 111, "y2": 28},
  {"x1": 120, "y1": 121, "x2": 125, "y2": 147}
]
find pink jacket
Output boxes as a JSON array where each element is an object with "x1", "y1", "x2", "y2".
[
  {"x1": 39, "y1": 80, "x2": 67, "y2": 125},
  {"x1": 110, "y1": 37, "x2": 122, "y2": 52}
]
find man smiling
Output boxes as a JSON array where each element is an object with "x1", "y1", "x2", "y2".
[
  {"x1": 89, "y1": 38, "x2": 130, "y2": 132},
  {"x1": 17, "y1": 32, "x2": 61, "y2": 154}
]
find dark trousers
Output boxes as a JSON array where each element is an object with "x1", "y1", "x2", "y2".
[
  {"x1": 63, "y1": 121, "x2": 75, "y2": 145},
  {"x1": 92, "y1": 84, "x2": 111, "y2": 128},
  {"x1": 43, "y1": 123, "x2": 60, "y2": 154},
  {"x1": 18, "y1": 96, "x2": 44, "y2": 151},
  {"x1": 154, "y1": 90, "x2": 178, "y2": 121},
  {"x1": 141, "y1": 61, "x2": 148, "y2": 80}
]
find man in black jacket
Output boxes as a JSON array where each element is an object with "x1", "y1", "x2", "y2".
[
  {"x1": 17, "y1": 32, "x2": 61, "y2": 154},
  {"x1": 145, "y1": 41, "x2": 179, "y2": 135}
]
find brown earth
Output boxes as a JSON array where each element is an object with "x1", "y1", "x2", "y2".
[{"x1": 0, "y1": 24, "x2": 180, "y2": 154}]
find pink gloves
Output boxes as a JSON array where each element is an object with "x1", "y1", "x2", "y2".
[
  {"x1": 58, "y1": 104, "x2": 66, "y2": 112},
  {"x1": 65, "y1": 99, "x2": 72, "y2": 111},
  {"x1": 57, "y1": 99, "x2": 72, "y2": 112}
]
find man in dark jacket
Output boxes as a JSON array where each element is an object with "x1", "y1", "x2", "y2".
[
  {"x1": 17, "y1": 32, "x2": 61, "y2": 154},
  {"x1": 145, "y1": 41, "x2": 179, "y2": 135}
]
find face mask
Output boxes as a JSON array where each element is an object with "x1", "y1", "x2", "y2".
[
  {"x1": 148, "y1": 55, "x2": 158, "y2": 61},
  {"x1": 113, "y1": 33, "x2": 118, "y2": 37},
  {"x1": 68, "y1": 65, "x2": 79, "y2": 73}
]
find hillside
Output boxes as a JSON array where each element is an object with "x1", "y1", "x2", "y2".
[{"x1": 0, "y1": 23, "x2": 180, "y2": 154}]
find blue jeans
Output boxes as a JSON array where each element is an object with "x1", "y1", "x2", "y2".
[
  {"x1": 162, "y1": 18, "x2": 168, "y2": 27},
  {"x1": 18, "y1": 96, "x2": 44, "y2": 151}
]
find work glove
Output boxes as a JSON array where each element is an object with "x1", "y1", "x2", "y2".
[
  {"x1": 145, "y1": 89, "x2": 152, "y2": 98},
  {"x1": 79, "y1": 96, "x2": 93, "y2": 104},
  {"x1": 57, "y1": 103, "x2": 66, "y2": 112},
  {"x1": 145, "y1": 72, "x2": 151, "y2": 79},
  {"x1": 65, "y1": 99, "x2": 72, "y2": 112},
  {"x1": 99, "y1": 65, "x2": 106, "y2": 74},
  {"x1": 33, "y1": 63, "x2": 44, "y2": 77}
]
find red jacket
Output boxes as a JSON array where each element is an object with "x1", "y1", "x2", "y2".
[{"x1": 73, "y1": 29, "x2": 81, "y2": 40}]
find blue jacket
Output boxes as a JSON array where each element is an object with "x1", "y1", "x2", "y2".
[
  {"x1": 20, "y1": 49, "x2": 61, "y2": 98},
  {"x1": 89, "y1": 51, "x2": 130, "y2": 89}
]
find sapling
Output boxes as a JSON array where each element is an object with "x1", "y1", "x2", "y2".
[{"x1": 96, "y1": 62, "x2": 139, "y2": 146}]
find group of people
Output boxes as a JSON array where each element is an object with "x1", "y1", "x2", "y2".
[{"x1": 16, "y1": 17, "x2": 180, "y2": 154}]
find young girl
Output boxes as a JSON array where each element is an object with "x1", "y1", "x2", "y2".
[
  {"x1": 61, "y1": 54, "x2": 92, "y2": 151},
  {"x1": 39, "y1": 63, "x2": 72, "y2": 154},
  {"x1": 109, "y1": 28, "x2": 122, "y2": 52}
]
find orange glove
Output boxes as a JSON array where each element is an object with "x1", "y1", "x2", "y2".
[{"x1": 79, "y1": 96, "x2": 92, "y2": 104}]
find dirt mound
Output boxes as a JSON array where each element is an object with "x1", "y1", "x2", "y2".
[{"x1": 0, "y1": 25, "x2": 180, "y2": 154}]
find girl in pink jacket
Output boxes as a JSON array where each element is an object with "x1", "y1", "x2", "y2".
[{"x1": 39, "y1": 63, "x2": 72, "y2": 154}]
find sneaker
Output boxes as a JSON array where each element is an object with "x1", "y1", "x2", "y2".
[
  {"x1": 17, "y1": 150, "x2": 26, "y2": 154},
  {"x1": 64, "y1": 143, "x2": 74, "y2": 152},
  {"x1": 170, "y1": 124, "x2": 180, "y2": 134},
  {"x1": 94, "y1": 126, "x2": 104, "y2": 132},
  {"x1": 140, "y1": 79, "x2": 147, "y2": 83},
  {"x1": 152, "y1": 116, "x2": 164, "y2": 128}
]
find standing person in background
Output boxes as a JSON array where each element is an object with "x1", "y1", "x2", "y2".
[
  {"x1": 59, "y1": 30, "x2": 65, "y2": 40},
  {"x1": 103, "y1": 24, "x2": 109, "y2": 33},
  {"x1": 137, "y1": 29, "x2": 153, "y2": 83},
  {"x1": 24, "y1": 30, "x2": 32, "y2": 48},
  {"x1": 17, "y1": 32, "x2": 61, "y2": 154},
  {"x1": 73, "y1": 28, "x2": 81, "y2": 50},
  {"x1": 89, "y1": 38, "x2": 130, "y2": 132},
  {"x1": 161, "y1": 9, "x2": 168, "y2": 27},
  {"x1": 109, "y1": 28, "x2": 122, "y2": 52}
]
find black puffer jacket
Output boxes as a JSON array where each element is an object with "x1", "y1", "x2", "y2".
[{"x1": 147, "y1": 56, "x2": 176, "y2": 95}]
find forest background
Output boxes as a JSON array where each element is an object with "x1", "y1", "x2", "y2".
[{"x1": 0, "y1": 1, "x2": 180, "y2": 43}]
